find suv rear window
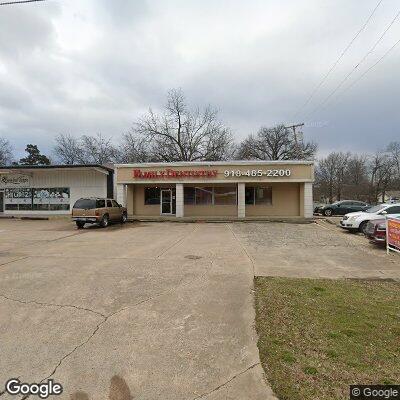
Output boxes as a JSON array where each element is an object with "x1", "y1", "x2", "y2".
[{"x1": 73, "y1": 199, "x2": 98, "y2": 209}]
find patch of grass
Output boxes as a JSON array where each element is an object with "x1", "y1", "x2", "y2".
[{"x1": 255, "y1": 277, "x2": 400, "y2": 400}]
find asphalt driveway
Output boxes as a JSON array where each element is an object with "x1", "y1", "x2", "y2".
[{"x1": 0, "y1": 219, "x2": 398, "y2": 399}]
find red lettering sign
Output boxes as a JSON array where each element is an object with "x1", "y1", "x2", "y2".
[
  {"x1": 387, "y1": 218, "x2": 400, "y2": 249},
  {"x1": 132, "y1": 169, "x2": 218, "y2": 179}
]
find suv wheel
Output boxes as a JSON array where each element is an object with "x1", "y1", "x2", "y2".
[
  {"x1": 359, "y1": 220, "x2": 368, "y2": 234},
  {"x1": 121, "y1": 212, "x2": 127, "y2": 224},
  {"x1": 76, "y1": 221, "x2": 85, "y2": 229},
  {"x1": 100, "y1": 214, "x2": 109, "y2": 228},
  {"x1": 324, "y1": 208, "x2": 333, "y2": 216}
]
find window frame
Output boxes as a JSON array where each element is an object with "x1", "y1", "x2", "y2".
[
  {"x1": 184, "y1": 186, "x2": 237, "y2": 206},
  {"x1": 144, "y1": 187, "x2": 161, "y2": 205},
  {"x1": 245, "y1": 186, "x2": 273, "y2": 206}
]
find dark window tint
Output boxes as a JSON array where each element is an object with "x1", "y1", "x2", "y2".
[
  {"x1": 195, "y1": 187, "x2": 213, "y2": 205},
  {"x1": 255, "y1": 187, "x2": 272, "y2": 205},
  {"x1": 73, "y1": 199, "x2": 96, "y2": 209},
  {"x1": 96, "y1": 200, "x2": 106, "y2": 208},
  {"x1": 107, "y1": 200, "x2": 112, "y2": 207},
  {"x1": 245, "y1": 187, "x2": 255, "y2": 205},
  {"x1": 386, "y1": 206, "x2": 400, "y2": 214},
  {"x1": 184, "y1": 187, "x2": 195, "y2": 204},
  {"x1": 214, "y1": 186, "x2": 236, "y2": 205},
  {"x1": 145, "y1": 187, "x2": 160, "y2": 205}
]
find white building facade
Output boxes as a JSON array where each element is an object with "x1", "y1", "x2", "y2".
[{"x1": 0, "y1": 165, "x2": 113, "y2": 215}]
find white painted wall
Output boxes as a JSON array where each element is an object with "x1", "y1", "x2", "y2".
[
  {"x1": 116, "y1": 184, "x2": 127, "y2": 207},
  {"x1": 1, "y1": 169, "x2": 108, "y2": 215},
  {"x1": 304, "y1": 182, "x2": 313, "y2": 218},
  {"x1": 237, "y1": 183, "x2": 245, "y2": 218},
  {"x1": 175, "y1": 183, "x2": 184, "y2": 217}
]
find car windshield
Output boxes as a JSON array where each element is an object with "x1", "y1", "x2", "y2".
[
  {"x1": 73, "y1": 199, "x2": 96, "y2": 209},
  {"x1": 365, "y1": 204, "x2": 386, "y2": 213}
]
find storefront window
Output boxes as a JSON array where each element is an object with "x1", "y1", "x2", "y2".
[
  {"x1": 5, "y1": 187, "x2": 70, "y2": 211},
  {"x1": 33, "y1": 188, "x2": 70, "y2": 211},
  {"x1": 214, "y1": 186, "x2": 237, "y2": 205},
  {"x1": 245, "y1": 187, "x2": 255, "y2": 205},
  {"x1": 184, "y1": 187, "x2": 195, "y2": 204},
  {"x1": 255, "y1": 187, "x2": 272, "y2": 205},
  {"x1": 246, "y1": 187, "x2": 272, "y2": 205},
  {"x1": 5, "y1": 188, "x2": 33, "y2": 211},
  {"x1": 144, "y1": 187, "x2": 160, "y2": 205},
  {"x1": 195, "y1": 187, "x2": 213, "y2": 205}
]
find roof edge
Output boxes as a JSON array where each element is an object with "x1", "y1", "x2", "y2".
[
  {"x1": 115, "y1": 160, "x2": 315, "y2": 168},
  {"x1": 0, "y1": 164, "x2": 114, "y2": 172}
]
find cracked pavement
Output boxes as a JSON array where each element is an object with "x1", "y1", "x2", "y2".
[{"x1": 0, "y1": 219, "x2": 398, "y2": 399}]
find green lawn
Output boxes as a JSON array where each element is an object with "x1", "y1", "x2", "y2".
[{"x1": 254, "y1": 277, "x2": 400, "y2": 400}]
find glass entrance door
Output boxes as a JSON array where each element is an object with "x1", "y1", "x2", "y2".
[
  {"x1": 0, "y1": 191, "x2": 3, "y2": 212},
  {"x1": 161, "y1": 189, "x2": 173, "y2": 215}
]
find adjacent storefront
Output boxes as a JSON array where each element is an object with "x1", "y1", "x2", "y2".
[
  {"x1": 115, "y1": 161, "x2": 314, "y2": 219},
  {"x1": 0, "y1": 165, "x2": 113, "y2": 215}
]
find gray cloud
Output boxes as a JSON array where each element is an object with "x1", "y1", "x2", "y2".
[{"x1": 0, "y1": 0, "x2": 399, "y2": 159}]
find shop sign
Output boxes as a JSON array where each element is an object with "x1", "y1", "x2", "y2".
[
  {"x1": 133, "y1": 169, "x2": 218, "y2": 179},
  {"x1": 387, "y1": 217, "x2": 400, "y2": 254},
  {"x1": 0, "y1": 174, "x2": 31, "y2": 188},
  {"x1": 224, "y1": 168, "x2": 291, "y2": 177}
]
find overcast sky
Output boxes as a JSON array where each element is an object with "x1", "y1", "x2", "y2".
[{"x1": 0, "y1": 0, "x2": 399, "y2": 159}]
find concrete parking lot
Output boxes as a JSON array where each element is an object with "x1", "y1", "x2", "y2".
[{"x1": 0, "y1": 219, "x2": 398, "y2": 400}]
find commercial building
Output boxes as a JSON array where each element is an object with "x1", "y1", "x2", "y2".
[
  {"x1": 115, "y1": 161, "x2": 314, "y2": 220},
  {"x1": 0, "y1": 165, "x2": 113, "y2": 215}
]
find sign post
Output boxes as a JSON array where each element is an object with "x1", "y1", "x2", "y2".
[{"x1": 386, "y1": 216, "x2": 400, "y2": 255}]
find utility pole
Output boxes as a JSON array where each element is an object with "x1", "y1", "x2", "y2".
[
  {"x1": 285, "y1": 123, "x2": 304, "y2": 159},
  {"x1": 285, "y1": 123, "x2": 304, "y2": 146}
]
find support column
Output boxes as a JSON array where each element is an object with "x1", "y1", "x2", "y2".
[
  {"x1": 176, "y1": 183, "x2": 184, "y2": 218},
  {"x1": 238, "y1": 183, "x2": 245, "y2": 218},
  {"x1": 304, "y1": 182, "x2": 313, "y2": 218},
  {"x1": 116, "y1": 184, "x2": 127, "y2": 207}
]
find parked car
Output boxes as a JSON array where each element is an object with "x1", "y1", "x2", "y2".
[
  {"x1": 314, "y1": 200, "x2": 370, "y2": 216},
  {"x1": 340, "y1": 203, "x2": 400, "y2": 233},
  {"x1": 364, "y1": 218, "x2": 387, "y2": 246},
  {"x1": 72, "y1": 198, "x2": 127, "y2": 228}
]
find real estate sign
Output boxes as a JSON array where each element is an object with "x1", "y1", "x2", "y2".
[{"x1": 387, "y1": 217, "x2": 400, "y2": 254}]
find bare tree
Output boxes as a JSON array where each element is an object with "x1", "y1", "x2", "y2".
[
  {"x1": 316, "y1": 153, "x2": 339, "y2": 203},
  {"x1": 80, "y1": 133, "x2": 117, "y2": 164},
  {"x1": 387, "y1": 142, "x2": 400, "y2": 190},
  {"x1": 53, "y1": 134, "x2": 84, "y2": 164},
  {"x1": 334, "y1": 152, "x2": 351, "y2": 201},
  {"x1": 237, "y1": 124, "x2": 316, "y2": 160},
  {"x1": 117, "y1": 131, "x2": 152, "y2": 163},
  {"x1": 0, "y1": 137, "x2": 13, "y2": 166},
  {"x1": 387, "y1": 141, "x2": 400, "y2": 174},
  {"x1": 369, "y1": 151, "x2": 394, "y2": 203},
  {"x1": 133, "y1": 89, "x2": 234, "y2": 161},
  {"x1": 345, "y1": 154, "x2": 369, "y2": 200}
]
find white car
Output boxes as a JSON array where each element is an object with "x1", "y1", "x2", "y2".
[{"x1": 340, "y1": 203, "x2": 400, "y2": 233}]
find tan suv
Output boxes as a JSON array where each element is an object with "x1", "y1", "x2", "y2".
[{"x1": 72, "y1": 198, "x2": 127, "y2": 228}]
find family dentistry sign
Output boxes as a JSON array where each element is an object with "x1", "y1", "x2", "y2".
[{"x1": 133, "y1": 169, "x2": 218, "y2": 179}]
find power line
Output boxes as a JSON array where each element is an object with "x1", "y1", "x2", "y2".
[
  {"x1": 305, "y1": 8, "x2": 400, "y2": 119},
  {"x1": 0, "y1": 0, "x2": 46, "y2": 5},
  {"x1": 290, "y1": 0, "x2": 383, "y2": 122},
  {"x1": 306, "y1": 36, "x2": 400, "y2": 117},
  {"x1": 338, "y1": 37, "x2": 400, "y2": 98}
]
